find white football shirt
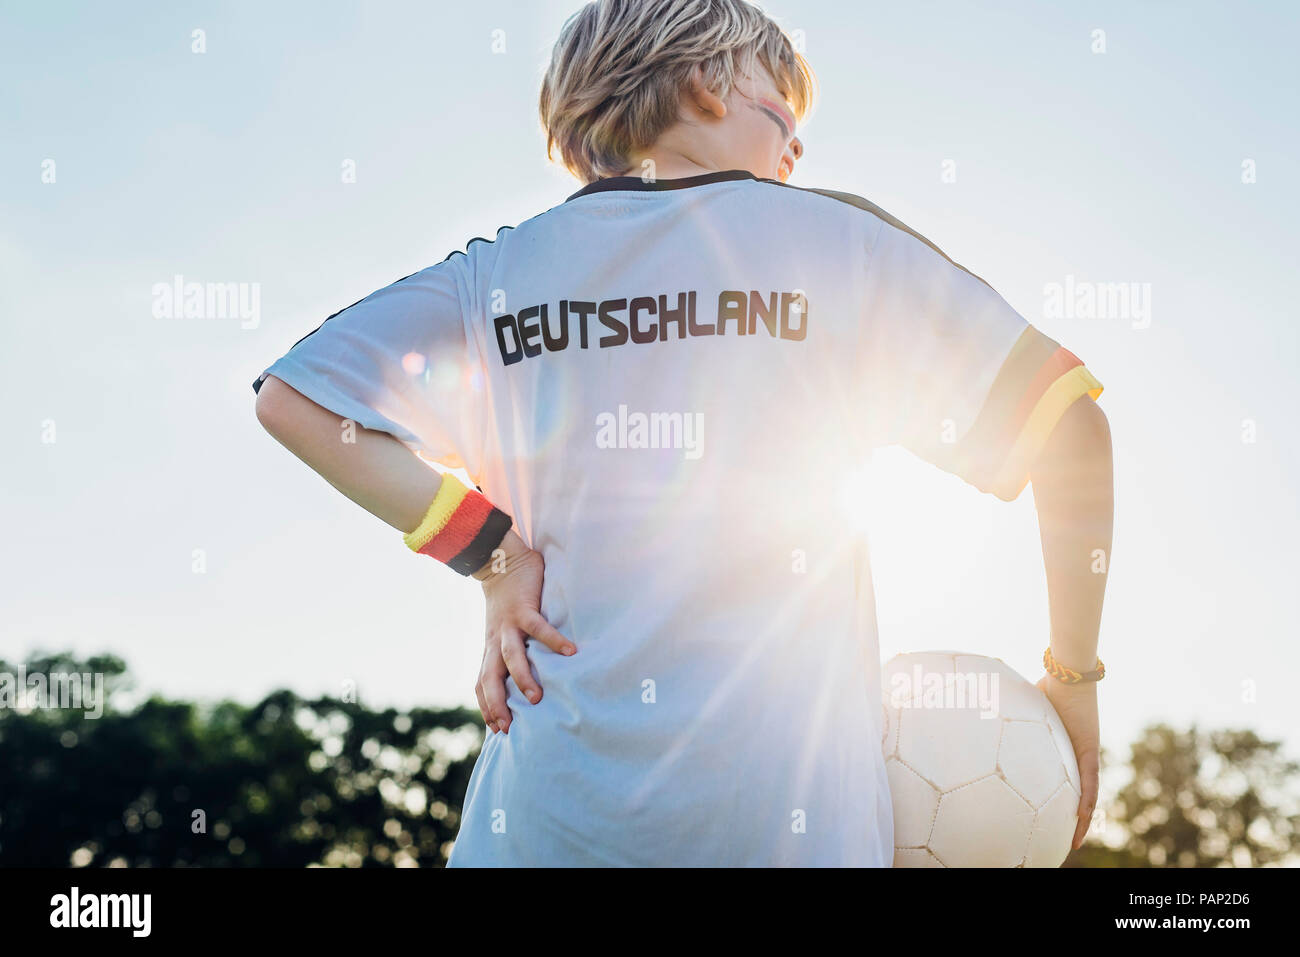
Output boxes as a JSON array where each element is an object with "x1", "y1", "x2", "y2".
[{"x1": 254, "y1": 169, "x2": 1102, "y2": 866}]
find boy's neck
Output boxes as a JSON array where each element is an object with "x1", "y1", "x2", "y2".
[{"x1": 618, "y1": 146, "x2": 737, "y2": 181}]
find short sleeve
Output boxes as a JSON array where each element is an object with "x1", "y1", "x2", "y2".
[
  {"x1": 252, "y1": 258, "x2": 487, "y2": 478},
  {"x1": 862, "y1": 220, "x2": 1103, "y2": 502}
]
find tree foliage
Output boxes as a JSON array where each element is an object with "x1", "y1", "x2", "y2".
[
  {"x1": 0, "y1": 652, "x2": 482, "y2": 867},
  {"x1": 1067, "y1": 723, "x2": 1299, "y2": 867},
  {"x1": 3, "y1": 655, "x2": 1296, "y2": 867}
]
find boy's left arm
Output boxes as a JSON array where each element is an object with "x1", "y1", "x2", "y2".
[
  {"x1": 861, "y1": 219, "x2": 1112, "y2": 854},
  {"x1": 1028, "y1": 394, "x2": 1113, "y2": 849}
]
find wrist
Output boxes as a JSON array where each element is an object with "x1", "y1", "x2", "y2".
[
  {"x1": 403, "y1": 474, "x2": 513, "y2": 576},
  {"x1": 1048, "y1": 677, "x2": 1097, "y2": 695},
  {"x1": 471, "y1": 529, "x2": 529, "y2": 581},
  {"x1": 1044, "y1": 644, "x2": 1105, "y2": 685}
]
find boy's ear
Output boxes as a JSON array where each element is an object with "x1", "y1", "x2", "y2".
[{"x1": 686, "y1": 66, "x2": 727, "y2": 120}]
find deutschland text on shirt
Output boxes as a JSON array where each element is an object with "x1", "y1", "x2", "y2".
[{"x1": 493, "y1": 288, "x2": 809, "y2": 365}]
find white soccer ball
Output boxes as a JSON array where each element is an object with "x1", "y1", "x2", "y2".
[{"x1": 880, "y1": 651, "x2": 1081, "y2": 867}]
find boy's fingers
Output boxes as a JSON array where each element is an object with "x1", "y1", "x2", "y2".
[
  {"x1": 501, "y1": 630, "x2": 544, "y2": 706},
  {"x1": 1073, "y1": 803, "x2": 1092, "y2": 848},
  {"x1": 474, "y1": 682, "x2": 497, "y2": 734},
  {"x1": 1073, "y1": 751, "x2": 1100, "y2": 848},
  {"x1": 479, "y1": 648, "x2": 512, "y2": 733},
  {"x1": 520, "y1": 610, "x2": 576, "y2": 655}
]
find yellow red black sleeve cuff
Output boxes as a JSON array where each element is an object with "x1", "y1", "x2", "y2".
[{"x1": 947, "y1": 326, "x2": 1104, "y2": 501}]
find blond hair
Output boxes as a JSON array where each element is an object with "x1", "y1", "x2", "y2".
[{"x1": 540, "y1": 0, "x2": 816, "y2": 184}]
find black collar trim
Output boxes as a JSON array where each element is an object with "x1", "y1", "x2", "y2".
[{"x1": 566, "y1": 168, "x2": 760, "y2": 202}]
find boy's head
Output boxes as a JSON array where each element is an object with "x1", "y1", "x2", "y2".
[{"x1": 540, "y1": 0, "x2": 815, "y2": 185}]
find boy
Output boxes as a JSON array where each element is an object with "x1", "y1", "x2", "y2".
[{"x1": 254, "y1": 0, "x2": 1110, "y2": 866}]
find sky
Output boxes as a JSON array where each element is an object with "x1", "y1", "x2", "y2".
[{"x1": 1, "y1": 0, "x2": 1297, "y2": 766}]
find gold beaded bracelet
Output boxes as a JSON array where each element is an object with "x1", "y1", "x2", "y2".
[{"x1": 1043, "y1": 646, "x2": 1106, "y2": 684}]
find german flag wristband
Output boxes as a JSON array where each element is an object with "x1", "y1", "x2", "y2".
[{"x1": 402, "y1": 474, "x2": 513, "y2": 576}]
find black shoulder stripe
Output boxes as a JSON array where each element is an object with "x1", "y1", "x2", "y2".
[
  {"x1": 443, "y1": 226, "x2": 514, "y2": 263},
  {"x1": 251, "y1": 226, "x2": 514, "y2": 394},
  {"x1": 755, "y1": 179, "x2": 995, "y2": 291},
  {"x1": 250, "y1": 276, "x2": 415, "y2": 394}
]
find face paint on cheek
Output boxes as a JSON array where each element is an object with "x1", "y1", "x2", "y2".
[{"x1": 756, "y1": 96, "x2": 795, "y2": 140}]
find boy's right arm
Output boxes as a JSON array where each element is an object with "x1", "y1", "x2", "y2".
[
  {"x1": 255, "y1": 373, "x2": 442, "y2": 534},
  {"x1": 255, "y1": 375, "x2": 573, "y2": 734},
  {"x1": 251, "y1": 262, "x2": 572, "y2": 735}
]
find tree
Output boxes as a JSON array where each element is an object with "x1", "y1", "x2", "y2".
[
  {"x1": 1066, "y1": 723, "x2": 1300, "y2": 867},
  {"x1": 5, "y1": 655, "x2": 1297, "y2": 867},
  {"x1": 0, "y1": 652, "x2": 483, "y2": 867}
]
